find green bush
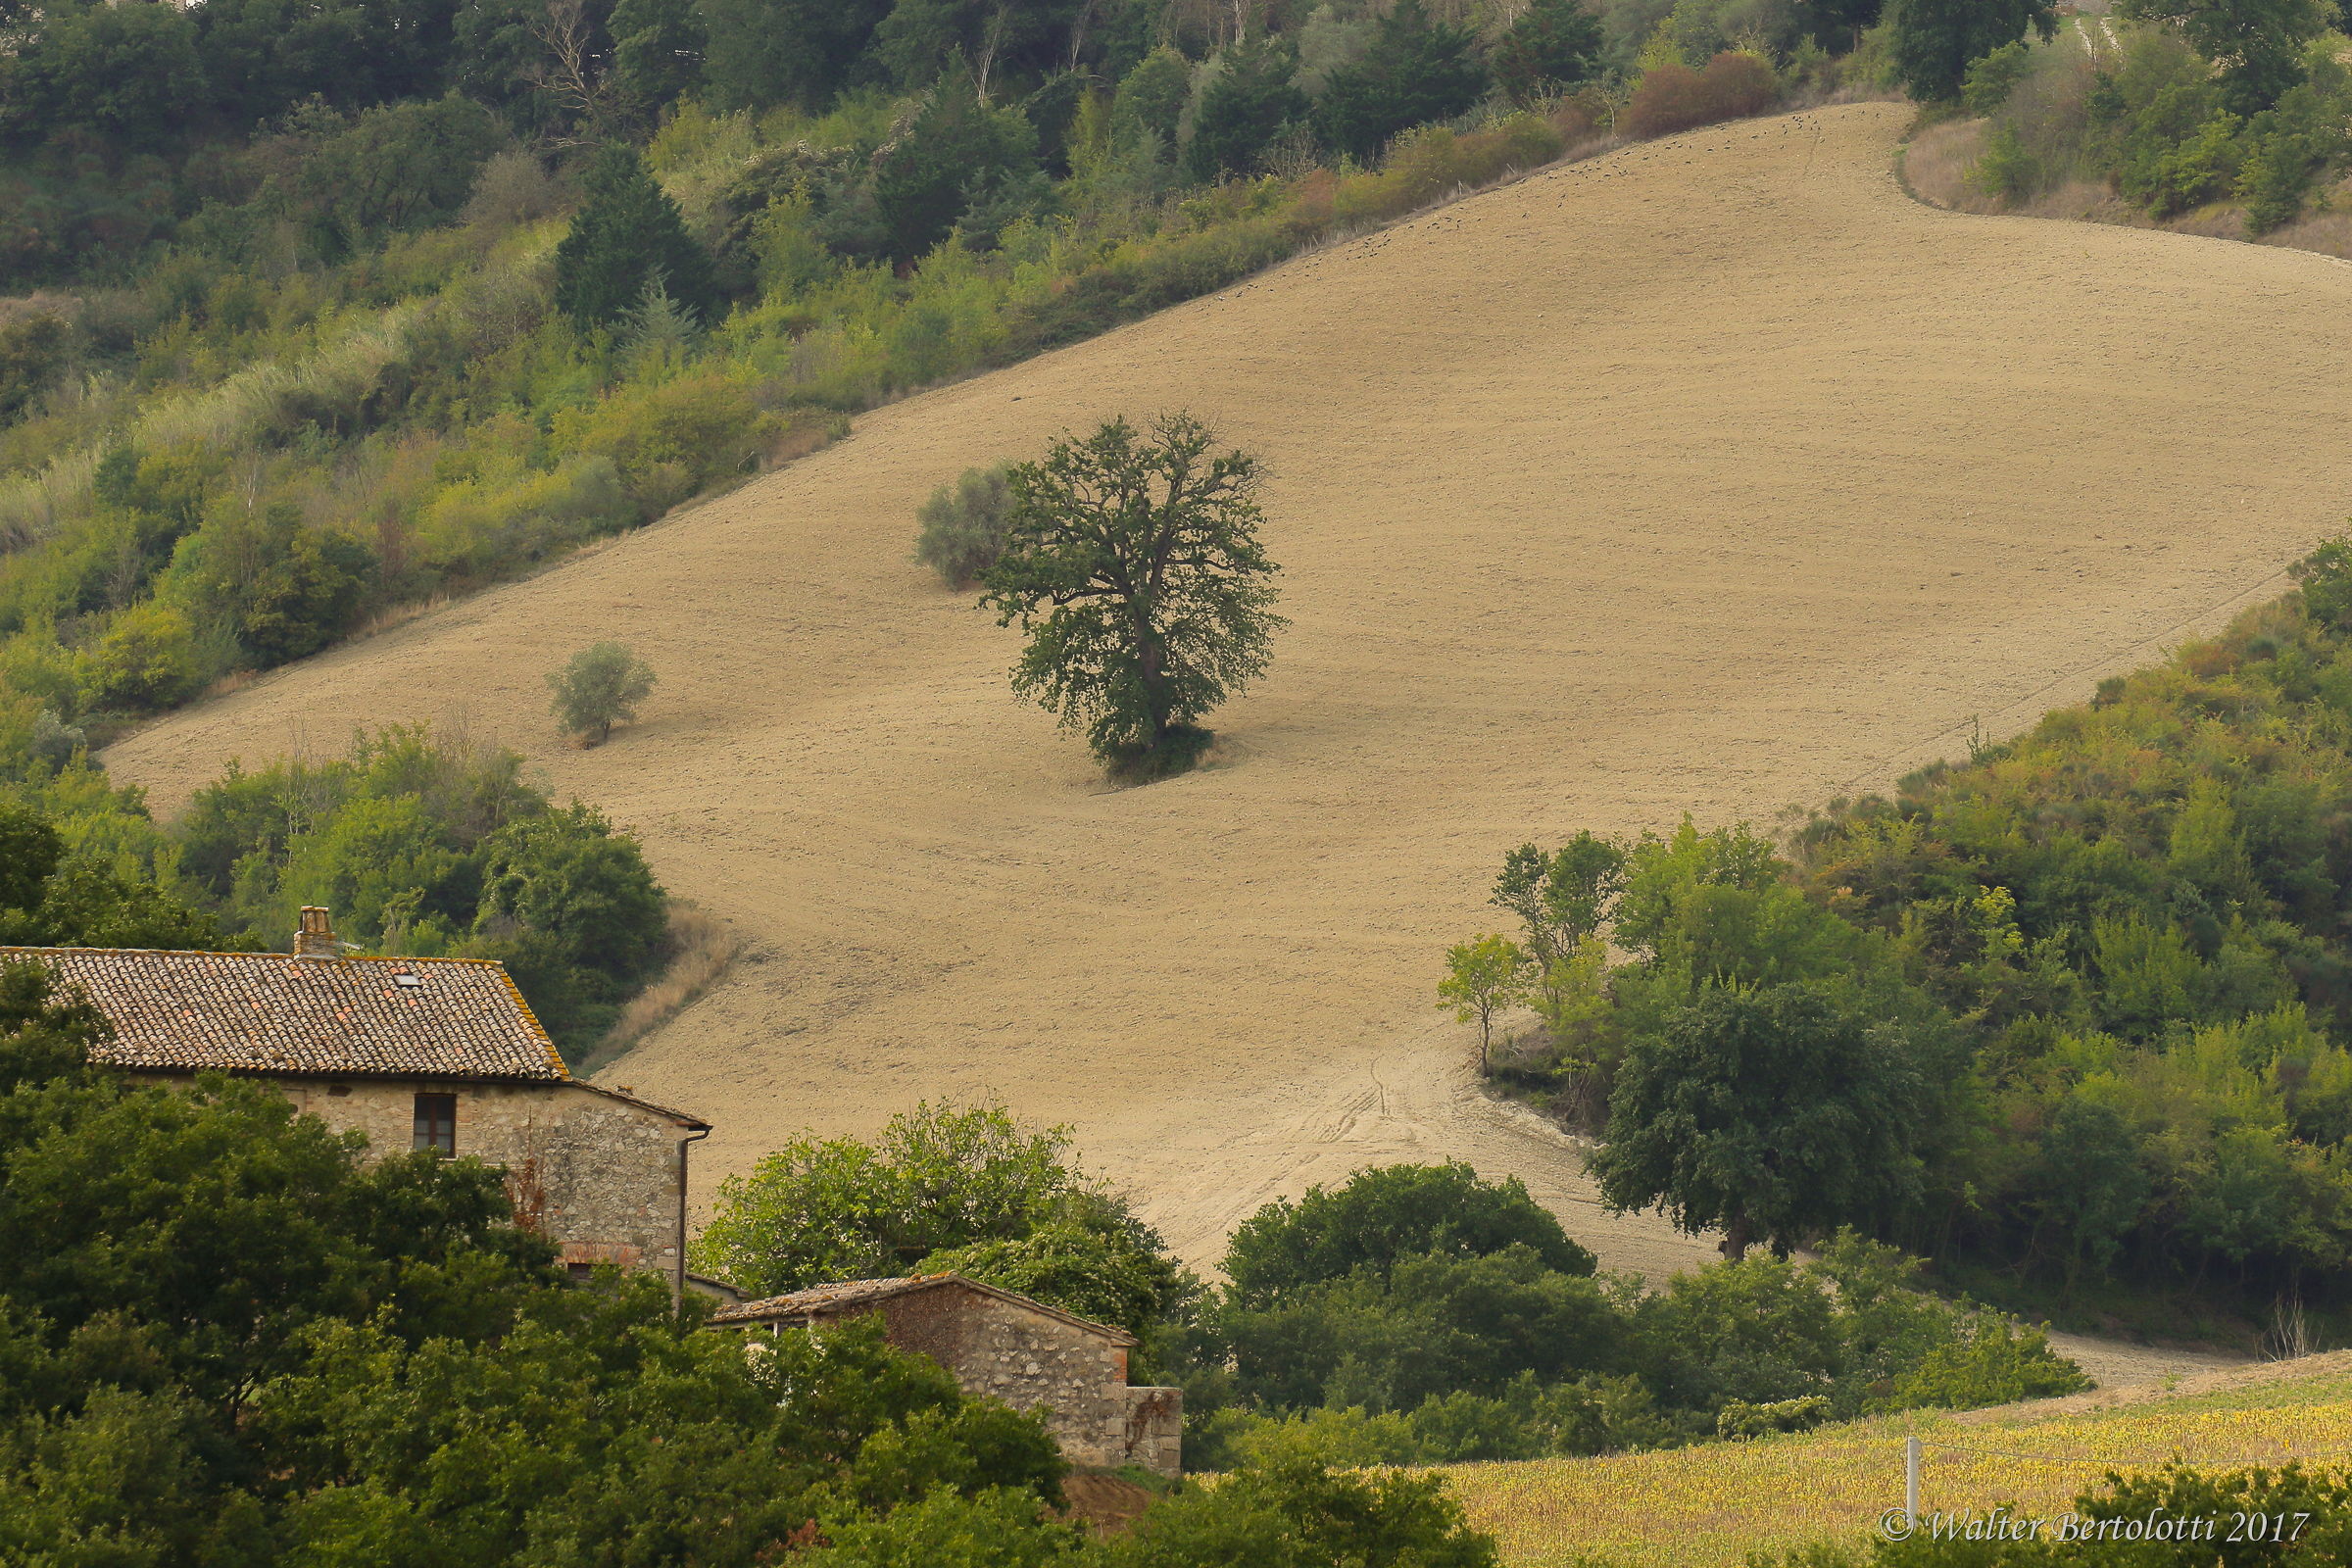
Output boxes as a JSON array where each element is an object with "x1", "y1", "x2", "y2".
[
  {"x1": 77, "y1": 602, "x2": 201, "y2": 712},
  {"x1": 546, "y1": 640, "x2": 658, "y2": 745},
  {"x1": 1967, "y1": 121, "x2": 2042, "y2": 201},
  {"x1": 913, "y1": 464, "x2": 1014, "y2": 588},
  {"x1": 1961, "y1": 39, "x2": 2034, "y2": 114}
]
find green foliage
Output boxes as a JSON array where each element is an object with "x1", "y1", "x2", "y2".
[
  {"x1": 913, "y1": 464, "x2": 1015, "y2": 588},
  {"x1": 2117, "y1": 0, "x2": 2339, "y2": 112},
  {"x1": 1494, "y1": 0, "x2": 1608, "y2": 106},
  {"x1": 2, "y1": 0, "x2": 206, "y2": 147},
  {"x1": 1223, "y1": 1162, "x2": 1598, "y2": 1311},
  {"x1": 0, "y1": 800, "x2": 227, "y2": 951},
  {"x1": 294, "y1": 95, "x2": 508, "y2": 250},
  {"x1": 554, "y1": 145, "x2": 722, "y2": 331},
  {"x1": 476, "y1": 800, "x2": 667, "y2": 985},
  {"x1": 979, "y1": 413, "x2": 1285, "y2": 775},
  {"x1": 165, "y1": 724, "x2": 665, "y2": 1054},
  {"x1": 1967, "y1": 121, "x2": 2042, "y2": 202},
  {"x1": 610, "y1": 0, "x2": 707, "y2": 117},
  {"x1": 1961, "y1": 39, "x2": 2035, "y2": 114},
  {"x1": 1111, "y1": 46, "x2": 1195, "y2": 151},
  {"x1": 1094, "y1": 1457, "x2": 1501, "y2": 1568},
  {"x1": 167, "y1": 501, "x2": 375, "y2": 668},
  {"x1": 0, "y1": 313, "x2": 67, "y2": 427},
  {"x1": 547, "y1": 639, "x2": 658, "y2": 744},
  {"x1": 1885, "y1": 0, "x2": 2056, "y2": 101},
  {"x1": 695, "y1": 1101, "x2": 1193, "y2": 1324},
  {"x1": 1438, "y1": 934, "x2": 1534, "y2": 1068},
  {"x1": 868, "y1": 74, "x2": 1043, "y2": 265},
  {"x1": 1591, "y1": 979, "x2": 1945, "y2": 1258},
  {"x1": 1315, "y1": 1, "x2": 1493, "y2": 164},
  {"x1": 1200, "y1": 1172, "x2": 2081, "y2": 1469},
  {"x1": 1492, "y1": 833, "x2": 1627, "y2": 998},
  {"x1": 1185, "y1": 37, "x2": 1310, "y2": 181}
]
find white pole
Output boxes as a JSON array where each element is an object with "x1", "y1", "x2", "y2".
[{"x1": 1905, "y1": 1436, "x2": 1922, "y2": 1526}]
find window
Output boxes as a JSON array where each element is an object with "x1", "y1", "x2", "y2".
[{"x1": 413, "y1": 1092, "x2": 456, "y2": 1153}]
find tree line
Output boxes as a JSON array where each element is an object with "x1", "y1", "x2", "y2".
[
  {"x1": 1447, "y1": 536, "x2": 2352, "y2": 1344},
  {"x1": 695, "y1": 1103, "x2": 2089, "y2": 1472},
  {"x1": 0, "y1": 722, "x2": 669, "y2": 1056}
]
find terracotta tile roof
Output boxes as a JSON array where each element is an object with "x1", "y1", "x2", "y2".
[
  {"x1": 711, "y1": 1271, "x2": 1137, "y2": 1345},
  {"x1": 0, "y1": 947, "x2": 569, "y2": 1082}
]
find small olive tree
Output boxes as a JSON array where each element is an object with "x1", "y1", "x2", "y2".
[
  {"x1": 912, "y1": 464, "x2": 1013, "y2": 588},
  {"x1": 548, "y1": 641, "x2": 656, "y2": 745},
  {"x1": 979, "y1": 413, "x2": 1285, "y2": 778}
]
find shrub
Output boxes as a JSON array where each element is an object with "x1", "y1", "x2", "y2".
[
  {"x1": 913, "y1": 464, "x2": 1014, "y2": 588},
  {"x1": 556, "y1": 368, "x2": 771, "y2": 515},
  {"x1": 78, "y1": 602, "x2": 202, "y2": 711},
  {"x1": 546, "y1": 641, "x2": 657, "y2": 745},
  {"x1": 1619, "y1": 53, "x2": 1778, "y2": 140},
  {"x1": 0, "y1": 313, "x2": 69, "y2": 426},
  {"x1": 1967, "y1": 121, "x2": 2043, "y2": 202},
  {"x1": 410, "y1": 457, "x2": 636, "y2": 579},
  {"x1": 1961, "y1": 38, "x2": 2034, "y2": 115}
]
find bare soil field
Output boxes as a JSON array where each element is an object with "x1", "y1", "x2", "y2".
[{"x1": 107, "y1": 104, "x2": 2352, "y2": 1379}]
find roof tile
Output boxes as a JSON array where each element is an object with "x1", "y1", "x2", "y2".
[{"x1": 0, "y1": 948, "x2": 569, "y2": 1081}]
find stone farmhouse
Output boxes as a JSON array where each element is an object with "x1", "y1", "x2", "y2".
[
  {"x1": 713, "y1": 1273, "x2": 1184, "y2": 1478},
  {"x1": 4, "y1": 906, "x2": 713, "y2": 1302}
]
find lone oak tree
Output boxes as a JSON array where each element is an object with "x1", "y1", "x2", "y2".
[{"x1": 981, "y1": 414, "x2": 1285, "y2": 776}]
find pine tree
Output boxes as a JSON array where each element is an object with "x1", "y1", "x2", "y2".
[
  {"x1": 1184, "y1": 36, "x2": 1308, "y2": 181},
  {"x1": 553, "y1": 145, "x2": 720, "y2": 331},
  {"x1": 1315, "y1": 0, "x2": 1491, "y2": 163},
  {"x1": 1492, "y1": 0, "x2": 1603, "y2": 108}
]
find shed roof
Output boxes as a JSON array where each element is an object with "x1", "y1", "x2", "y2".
[
  {"x1": 710, "y1": 1272, "x2": 1138, "y2": 1346},
  {"x1": 3, "y1": 946, "x2": 570, "y2": 1083}
]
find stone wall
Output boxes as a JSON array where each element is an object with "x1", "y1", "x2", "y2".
[
  {"x1": 861, "y1": 1286, "x2": 1182, "y2": 1477},
  {"x1": 143, "y1": 1074, "x2": 688, "y2": 1271}
]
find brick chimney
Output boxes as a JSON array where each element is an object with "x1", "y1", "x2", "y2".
[{"x1": 293, "y1": 906, "x2": 338, "y2": 957}]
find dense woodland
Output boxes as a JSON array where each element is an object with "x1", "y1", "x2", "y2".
[{"x1": 1466, "y1": 541, "x2": 2352, "y2": 1345}]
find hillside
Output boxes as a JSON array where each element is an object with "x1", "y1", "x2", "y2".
[
  {"x1": 1440, "y1": 1350, "x2": 2352, "y2": 1566},
  {"x1": 103, "y1": 101, "x2": 2352, "y2": 1292}
]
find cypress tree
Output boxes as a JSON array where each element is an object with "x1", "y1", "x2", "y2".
[{"x1": 553, "y1": 145, "x2": 720, "y2": 331}]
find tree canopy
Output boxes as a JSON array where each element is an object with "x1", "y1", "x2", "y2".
[
  {"x1": 1884, "y1": 0, "x2": 2057, "y2": 101},
  {"x1": 1589, "y1": 978, "x2": 1941, "y2": 1259},
  {"x1": 980, "y1": 413, "x2": 1285, "y2": 776}
]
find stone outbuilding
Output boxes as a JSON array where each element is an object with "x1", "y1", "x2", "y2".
[
  {"x1": 3, "y1": 906, "x2": 713, "y2": 1303},
  {"x1": 713, "y1": 1273, "x2": 1183, "y2": 1477}
]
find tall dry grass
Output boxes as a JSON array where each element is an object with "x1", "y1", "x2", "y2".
[{"x1": 578, "y1": 903, "x2": 744, "y2": 1073}]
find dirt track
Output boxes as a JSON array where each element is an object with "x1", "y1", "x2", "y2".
[{"x1": 108, "y1": 105, "x2": 2352, "y2": 1380}]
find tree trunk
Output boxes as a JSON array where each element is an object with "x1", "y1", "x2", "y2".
[{"x1": 1719, "y1": 1217, "x2": 1752, "y2": 1262}]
